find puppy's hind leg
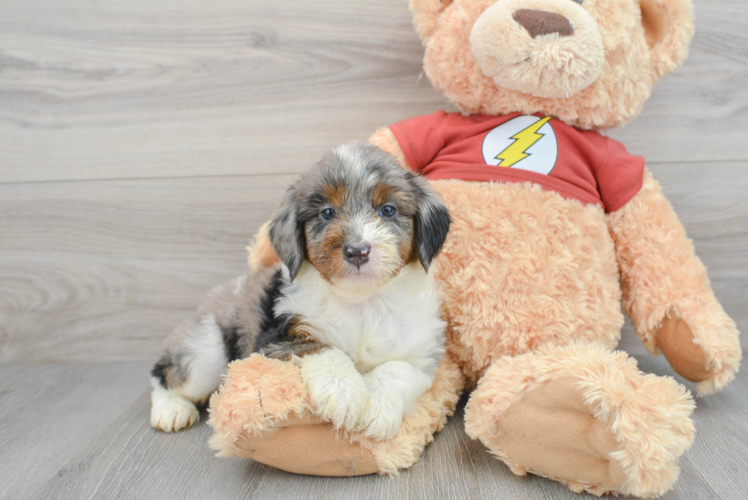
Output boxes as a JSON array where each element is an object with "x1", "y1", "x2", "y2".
[{"x1": 150, "y1": 313, "x2": 229, "y2": 433}]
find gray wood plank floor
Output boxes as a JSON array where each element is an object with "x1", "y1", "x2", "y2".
[
  {"x1": 1, "y1": 0, "x2": 746, "y2": 499},
  {"x1": 1, "y1": 351, "x2": 746, "y2": 500}
]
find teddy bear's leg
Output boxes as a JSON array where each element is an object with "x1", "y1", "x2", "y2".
[
  {"x1": 208, "y1": 352, "x2": 464, "y2": 476},
  {"x1": 607, "y1": 169, "x2": 741, "y2": 394},
  {"x1": 464, "y1": 342, "x2": 695, "y2": 498}
]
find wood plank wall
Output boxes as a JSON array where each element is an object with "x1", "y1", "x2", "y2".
[{"x1": 1, "y1": 0, "x2": 746, "y2": 363}]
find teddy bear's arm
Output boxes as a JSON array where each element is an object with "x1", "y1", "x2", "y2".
[
  {"x1": 369, "y1": 127, "x2": 412, "y2": 170},
  {"x1": 606, "y1": 168, "x2": 741, "y2": 394},
  {"x1": 208, "y1": 352, "x2": 465, "y2": 476}
]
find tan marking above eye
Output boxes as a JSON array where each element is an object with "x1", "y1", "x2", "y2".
[
  {"x1": 322, "y1": 183, "x2": 347, "y2": 207},
  {"x1": 371, "y1": 184, "x2": 397, "y2": 208}
]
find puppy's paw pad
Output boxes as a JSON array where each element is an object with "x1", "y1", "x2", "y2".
[{"x1": 150, "y1": 392, "x2": 199, "y2": 433}]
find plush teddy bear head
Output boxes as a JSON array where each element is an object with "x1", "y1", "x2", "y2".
[{"x1": 411, "y1": 0, "x2": 693, "y2": 130}]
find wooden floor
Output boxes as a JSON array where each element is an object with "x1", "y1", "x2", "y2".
[{"x1": 0, "y1": 1, "x2": 746, "y2": 499}]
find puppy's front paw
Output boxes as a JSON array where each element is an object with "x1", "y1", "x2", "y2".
[
  {"x1": 301, "y1": 349, "x2": 369, "y2": 432},
  {"x1": 150, "y1": 382, "x2": 199, "y2": 433},
  {"x1": 361, "y1": 392, "x2": 405, "y2": 441}
]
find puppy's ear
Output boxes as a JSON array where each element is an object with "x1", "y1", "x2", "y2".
[
  {"x1": 268, "y1": 186, "x2": 306, "y2": 280},
  {"x1": 408, "y1": 173, "x2": 451, "y2": 271}
]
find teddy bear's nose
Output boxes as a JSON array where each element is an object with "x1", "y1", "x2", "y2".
[{"x1": 513, "y1": 9, "x2": 574, "y2": 38}]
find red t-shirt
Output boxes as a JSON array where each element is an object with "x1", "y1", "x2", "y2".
[{"x1": 390, "y1": 111, "x2": 644, "y2": 213}]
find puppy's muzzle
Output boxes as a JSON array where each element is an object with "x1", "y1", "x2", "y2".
[{"x1": 343, "y1": 243, "x2": 371, "y2": 269}]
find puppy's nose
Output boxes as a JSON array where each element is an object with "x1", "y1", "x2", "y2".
[
  {"x1": 513, "y1": 9, "x2": 574, "y2": 38},
  {"x1": 343, "y1": 243, "x2": 371, "y2": 268}
]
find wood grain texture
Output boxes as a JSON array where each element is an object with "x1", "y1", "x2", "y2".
[
  {"x1": 0, "y1": 0, "x2": 445, "y2": 183},
  {"x1": 2, "y1": 357, "x2": 742, "y2": 500},
  {"x1": 0, "y1": 174, "x2": 293, "y2": 362},
  {"x1": 1, "y1": 0, "x2": 747, "y2": 184},
  {"x1": 0, "y1": 362, "x2": 150, "y2": 500},
  {"x1": 1, "y1": 0, "x2": 747, "y2": 498}
]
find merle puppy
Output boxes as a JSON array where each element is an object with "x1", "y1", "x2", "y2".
[{"x1": 150, "y1": 142, "x2": 451, "y2": 440}]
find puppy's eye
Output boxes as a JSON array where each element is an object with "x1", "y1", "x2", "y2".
[
  {"x1": 320, "y1": 207, "x2": 336, "y2": 220},
  {"x1": 572, "y1": 0, "x2": 582, "y2": 3},
  {"x1": 379, "y1": 205, "x2": 397, "y2": 218}
]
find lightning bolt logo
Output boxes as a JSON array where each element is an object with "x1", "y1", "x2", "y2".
[{"x1": 495, "y1": 117, "x2": 553, "y2": 168}]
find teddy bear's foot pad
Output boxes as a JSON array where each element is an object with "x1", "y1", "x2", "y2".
[
  {"x1": 465, "y1": 343, "x2": 696, "y2": 497},
  {"x1": 495, "y1": 376, "x2": 627, "y2": 494}
]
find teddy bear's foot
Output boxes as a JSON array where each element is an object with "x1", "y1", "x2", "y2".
[
  {"x1": 207, "y1": 353, "x2": 465, "y2": 476},
  {"x1": 465, "y1": 342, "x2": 695, "y2": 498}
]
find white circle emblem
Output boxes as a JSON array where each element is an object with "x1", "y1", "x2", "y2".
[{"x1": 481, "y1": 116, "x2": 558, "y2": 175}]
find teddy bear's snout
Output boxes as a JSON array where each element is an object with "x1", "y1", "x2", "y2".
[
  {"x1": 512, "y1": 9, "x2": 574, "y2": 38},
  {"x1": 468, "y1": 0, "x2": 605, "y2": 100}
]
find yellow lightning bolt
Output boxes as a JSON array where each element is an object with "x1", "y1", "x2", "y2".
[{"x1": 495, "y1": 117, "x2": 553, "y2": 167}]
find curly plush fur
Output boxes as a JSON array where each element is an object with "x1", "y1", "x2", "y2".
[
  {"x1": 465, "y1": 342, "x2": 696, "y2": 498},
  {"x1": 414, "y1": 0, "x2": 694, "y2": 130},
  {"x1": 207, "y1": 0, "x2": 740, "y2": 496},
  {"x1": 607, "y1": 170, "x2": 742, "y2": 394},
  {"x1": 208, "y1": 352, "x2": 465, "y2": 476}
]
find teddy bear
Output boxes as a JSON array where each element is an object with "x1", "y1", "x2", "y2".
[{"x1": 207, "y1": 0, "x2": 741, "y2": 497}]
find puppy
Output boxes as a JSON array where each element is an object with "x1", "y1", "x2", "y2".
[{"x1": 150, "y1": 142, "x2": 451, "y2": 440}]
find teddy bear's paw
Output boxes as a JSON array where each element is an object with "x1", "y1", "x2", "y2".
[
  {"x1": 657, "y1": 313, "x2": 742, "y2": 395},
  {"x1": 465, "y1": 344, "x2": 696, "y2": 498},
  {"x1": 479, "y1": 377, "x2": 629, "y2": 494},
  {"x1": 150, "y1": 383, "x2": 199, "y2": 433},
  {"x1": 361, "y1": 392, "x2": 405, "y2": 441},
  {"x1": 301, "y1": 348, "x2": 369, "y2": 432}
]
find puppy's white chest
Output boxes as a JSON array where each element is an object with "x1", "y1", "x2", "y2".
[
  {"x1": 298, "y1": 293, "x2": 412, "y2": 365},
  {"x1": 275, "y1": 263, "x2": 445, "y2": 374},
  {"x1": 342, "y1": 300, "x2": 413, "y2": 370}
]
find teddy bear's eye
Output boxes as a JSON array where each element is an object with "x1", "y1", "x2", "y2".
[{"x1": 572, "y1": 0, "x2": 583, "y2": 4}]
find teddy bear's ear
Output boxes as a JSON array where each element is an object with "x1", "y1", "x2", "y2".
[
  {"x1": 640, "y1": 0, "x2": 694, "y2": 80},
  {"x1": 410, "y1": 0, "x2": 454, "y2": 42}
]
